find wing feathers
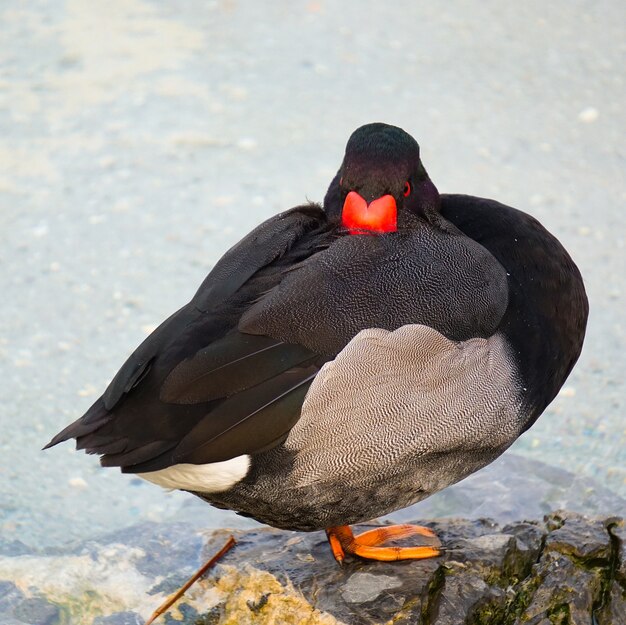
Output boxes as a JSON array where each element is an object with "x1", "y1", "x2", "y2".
[
  {"x1": 46, "y1": 205, "x2": 332, "y2": 471},
  {"x1": 101, "y1": 206, "x2": 327, "y2": 412},
  {"x1": 173, "y1": 365, "x2": 319, "y2": 463},
  {"x1": 102, "y1": 304, "x2": 195, "y2": 410},
  {"x1": 160, "y1": 332, "x2": 316, "y2": 404},
  {"x1": 192, "y1": 205, "x2": 326, "y2": 312}
]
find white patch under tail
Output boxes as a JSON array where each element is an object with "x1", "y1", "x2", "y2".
[{"x1": 137, "y1": 455, "x2": 250, "y2": 493}]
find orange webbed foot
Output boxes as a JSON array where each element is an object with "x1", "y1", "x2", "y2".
[{"x1": 325, "y1": 523, "x2": 441, "y2": 564}]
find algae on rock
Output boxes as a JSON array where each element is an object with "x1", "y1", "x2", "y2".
[{"x1": 0, "y1": 511, "x2": 623, "y2": 625}]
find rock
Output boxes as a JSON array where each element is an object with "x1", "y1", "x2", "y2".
[
  {"x1": 612, "y1": 520, "x2": 626, "y2": 585},
  {"x1": 514, "y1": 551, "x2": 603, "y2": 625},
  {"x1": 12, "y1": 597, "x2": 61, "y2": 625},
  {"x1": 430, "y1": 571, "x2": 506, "y2": 625},
  {"x1": 597, "y1": 585, "x2": 626, "y2": 625},
  {"x1": 543, "y1": 510, "x2": 613, "y2": 559},
  {"x1": 0, "y1": 511, "x2": 622, "y2": 625},
  {"x1": 0, "y1": 539, "x2": 32, "y2": 557},
  {"x1": 13, "y1": 597, "x2": 60, "y2": 625},
  {"x1": 0, "y1": 580, "x2": 25, "y2": 615}
]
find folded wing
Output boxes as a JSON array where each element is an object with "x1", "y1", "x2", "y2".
[{"x1": 45, "y1": 205, "x2": 331, "y2": 472}]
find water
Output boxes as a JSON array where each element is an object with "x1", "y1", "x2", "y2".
[{"x1": 1, "y1": 0, "x2": 624, "y2": 550}]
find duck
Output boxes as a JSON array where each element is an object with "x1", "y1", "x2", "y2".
[{"x1": 46, "y1": 122, "x2": 588, "y2": 566}]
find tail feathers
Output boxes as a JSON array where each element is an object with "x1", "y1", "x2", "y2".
[
  {"x1": 76, "y1": 435, "x2": 128, "y2": 456},
  {"x1": 100, "y1": 440, "x2": 176, "y2": 469},
  {"x1": 42, "y1": 398, "x2": 110, "y2": 450}
]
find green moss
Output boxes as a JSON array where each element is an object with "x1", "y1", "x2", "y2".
[
  {"x1": 42, "y1": 589, "x2": 127, "y2": 625},
  {"x1": 501, "y1": 568, "x2": 543, "y2": 625},
  {"x1": 469, "y1": 599, "x2": 507, "y2": 625},
  {"x1": 544, "y1": 513, "x2": 566, "y2": 532},
  {"x1": 419, "y1": 563, "x2": 447, "y2": 624},
  {"x1": 384, "y1": 595, "x2": 422, "y2": 624},
  {"x1": 592, "y1": 520, "x2": 624, "y2": 625},
  {"x1": 547, "y1": 602, "x2": 570, "y2": 625}
]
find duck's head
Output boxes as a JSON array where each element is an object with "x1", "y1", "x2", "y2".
[{"x1": 324, "y1": 123, "x2": 440, "y2": 234}]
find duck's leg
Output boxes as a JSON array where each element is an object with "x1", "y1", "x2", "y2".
[
  {"x1": 325, "y1": 524, "x2": 441, "y2": 564},
  {"x1": 144, "y1": 535, "x2": 236, "y2": 625}
]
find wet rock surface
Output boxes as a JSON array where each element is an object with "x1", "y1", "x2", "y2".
[{"x1": 0, "y1": 511, "x2": 623, "y2": 625}]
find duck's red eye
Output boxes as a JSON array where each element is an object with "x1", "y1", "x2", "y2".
[{"x1": 403, "y1": 181, "x2": 411, "y2": 197}]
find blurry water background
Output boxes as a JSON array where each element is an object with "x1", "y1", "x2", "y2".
[{"x1": 0, "y1": 0, "x2": 624, "y2": 549}]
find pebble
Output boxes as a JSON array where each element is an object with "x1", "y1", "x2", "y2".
[
  {"x1": 32, "y1": 223, "x2": 48, "y2": 237},
  {"x1": 98, "y1": 156, "x2": 116, "y2": 169},
  {"x1": 77, "y1": 384, "x2": 97, "y2": 397},
  {"x1": 237, "y1": 137, "x2": 258, "y2": 151},
  {"x1": 578, "y1": 107, "x2": 599, "y2": 123},
  {"x1": 112, "y1": 199, "x2": 131, "y2": 212},
  {"x1": 69, "y1": 477, "x2": 88, "y2": 489},
  {"x1": 224, "y1": 85, "x2": 248, "y2": 100},
  {"x1": 213, "y1": 195, "x2": 235, "y2": 206}
]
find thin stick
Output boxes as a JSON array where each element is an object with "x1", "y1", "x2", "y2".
[{"x1": 144, "y1": 535, "x2": 237, "y2": 625}]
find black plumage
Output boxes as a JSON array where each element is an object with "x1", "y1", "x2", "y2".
[{"x1": 46, "y1": 123, "x2": 588, "y2": 533}]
